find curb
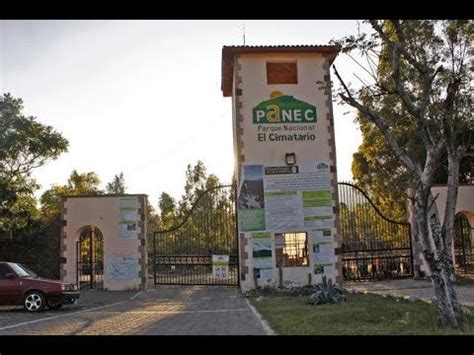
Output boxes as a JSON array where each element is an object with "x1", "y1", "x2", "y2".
[
  {"x1": 343, "y1": 287, "x2": 433, "y2": 304},
  {"x1": 245, "y1": 298, "x2": 276, "y2": 335}
]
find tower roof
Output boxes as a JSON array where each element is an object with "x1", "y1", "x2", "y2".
[{"x1": 221, "y1": 45, "x2": 341, "y2": 97}]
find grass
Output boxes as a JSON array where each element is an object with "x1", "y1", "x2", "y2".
[{"x1": 249, "y1": 293, "x2": 474, "y2": 335}]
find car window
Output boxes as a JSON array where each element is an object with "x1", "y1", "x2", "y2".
[
  {"x1": 19, "y1": 264, "x2": 37, "y2": 277},
  {"x1": 0, "y1": 264, "x2": 10, "y2": 279},
  {"x1": 8, "y1": 263, "x2": 37, "y2": 277}
]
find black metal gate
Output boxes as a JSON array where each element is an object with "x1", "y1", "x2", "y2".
[
  {"x1": 153, "y1": 185, "x2": 239, "y2": 286},
  {"x1": 76, "y1": 226, "x2": 104, "y2": 289},
  {"x1": 338, "y1": 182, "x2": 413, "y2": 281},
  {"x1": 454, "y1": 213, "x2": 474, "y2": 274}
]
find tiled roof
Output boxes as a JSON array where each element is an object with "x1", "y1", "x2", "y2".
[{"x1": 221, "y1": 45, "x2": 341, "y2": 97}]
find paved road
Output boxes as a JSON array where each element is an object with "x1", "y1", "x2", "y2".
[
  {"x1": 0, "y1": 286, "x2": 267, "y2": 335},
  {"x1": 344, "y1": 278, "x2": 474, "y2": 306}
]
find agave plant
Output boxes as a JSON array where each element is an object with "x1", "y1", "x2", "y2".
[{"x1": 308, "y1": 276, "x2": 347, "y2": 305}]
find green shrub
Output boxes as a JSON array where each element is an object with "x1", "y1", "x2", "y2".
[{"x1": 307, "y1": 276, "x2": 347, "y2": 305}]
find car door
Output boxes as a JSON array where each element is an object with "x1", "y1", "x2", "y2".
[{"x1": 0, "y1": 263, "x2": 20, "y2": 304}]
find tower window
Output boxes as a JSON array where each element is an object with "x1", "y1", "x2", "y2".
[{"x1": 266, "y1": 62, "x2": 298, "y2": 84}]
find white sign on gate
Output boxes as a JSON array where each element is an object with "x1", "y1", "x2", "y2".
[{"x1": 212, "y1": 255, "x2": 229, "y2": 280}]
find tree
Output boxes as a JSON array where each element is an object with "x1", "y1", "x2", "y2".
[
  {"x1": 145, "y1": 198, "x2": 161, "y2": 263},
  {"x1": 158, "y1": 192, "x2": 177, "y2": 230},
  {"x1": 0, "y1": 93, "x2": 68, "y2": 235},
  {"x1": 106, "y1": 172, "x2": 126, "y2": 194},
  {"x1": 352, "y1": 100, "x2": 473, "y2": 222},
  {"x1": 178, "y1": 160, "x2": 209, "y2": 214},
  {"x1": 40, "y1": 170, "x2": 103, "y2": 216},
  {"x1": 151, "y1": 161, "x2": 234, "y2": 256},
  {"x1": 332, "y1": 20, "x2": 473, "y2": 327},
  {"x1": 0, "y1": 174, "x2": 38, "y2": 234}
]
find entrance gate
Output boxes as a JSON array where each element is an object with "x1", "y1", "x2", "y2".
[
  {"x1": 454, "y1": 213, "x2": 474, "y2": 274},
  {"x1": 153, "y1": 185, "x2": 238, "y2": 286},
  {"x1": 338, "y1": 182, "x2": 414, "y2": 281},
  {"x1": 76, "y1": 226, "x2": 104, "y2": 289},
  {"x1": 153, "y1": 182, "x2": 414, "y2": 284}
]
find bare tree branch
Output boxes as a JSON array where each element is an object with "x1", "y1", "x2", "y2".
[
  {"x1": 443, "y1": 78, "x2": 462, "y2": 153},
  {"x1": 333, "y1": 64, "x2": 420, "y2": 175},
  {"x1": 371, "y1": 20, "x2": 437, "y2": 148}
]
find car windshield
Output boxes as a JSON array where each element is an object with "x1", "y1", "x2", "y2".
[{"x1": 8, "y1": 263, "x2": 37, "y2": 277}]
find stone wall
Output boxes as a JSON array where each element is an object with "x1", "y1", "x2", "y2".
[{"x1": 0, "y1": 215, "x2": 61, "y2": 279}]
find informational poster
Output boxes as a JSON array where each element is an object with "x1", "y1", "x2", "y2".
[
  {"x1": 237, "y1": 160, "x2": 336, "y2": 278},
  {"x1": 301, "y1": 162, "x2": 334, "y2": 229},
  {"x1": 323, "y1": 264, "x2": 334, "y2": 276},
  {"x1": 212, "y1": 255, "x2": 229, "y2": 280},
  {"x1": 313, "y1": 241, "x2": 335, "y2": 276},
  {"x1": 263, "y1": 161, "x2": 334, "y2": 231},
  {"x1": 119, "y1": 197, "x2": 138, "y2": 239},
  {"x1": 263, "y1": 166, "x2": 302, "y2": 231},
  {"x1": 106, "y1": 257, "x2": 139, "y2": 279},
  {"x1": 304, "y1": 216, "x2": 334, "y2": 228},
  {"x1": 314, "y1": 263, "x2": 334, "y2": 275},
  {"x1": 252, "y1": 232, "x2": 273, "y2": 269},
  {"x1": 254, "y1": 267, "x2": 274, "y2": 282},
  {"x1": 237, "y1": 165, "x2": 266, "y2": 231},
  {"x1": 313, "y1": 242, "x2": 333, "y2": 265},
  {"x1": 310, "y1": 228, "x2": 333, "y2": 244}
]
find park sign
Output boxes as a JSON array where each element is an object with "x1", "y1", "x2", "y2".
[{"x1": 253, "y1": 93, "x2": 317, "y2": 124}]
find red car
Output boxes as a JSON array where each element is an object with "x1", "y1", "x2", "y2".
[{"x1": 0, "y1": 261, "x2": 80, "y2": 312}]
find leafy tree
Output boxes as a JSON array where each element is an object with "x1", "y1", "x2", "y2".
[
  {"x1": 158, "y1": 192, "x2": 177, "y2": 230},
  {"x1": 0, "y1": 93, "x2": 69, "y2": 177},
  {"x1": 40, "y1": 170, "x2": 103, "y2": 216},
  {"x1": 0, "y1": 93, "x2": 68, "y2": 235},
  {"x1": 178, "y1": 160, "x2": 209, "y2": 215},
  {"x1": 152, "y1": 161, "x2": 236, "y2": 257},
  {"x1": 351, "y1": 25, "x2": 474, "y2": 221},
  {"x1": 106, "y1": 172, "x2": 126, "y2": 194},
  {"x1": 352, "y1": 133, "x2": 473, "y2": 222},
  {"x1": 146, "y1": 198, "x2": 160, "y2": 266},
  {"x1": 0, "y1": 176, "x2": 40, "y2": 236},
  {"x1": 333, "y1": 20, "x2": 473, "y2": 327}
]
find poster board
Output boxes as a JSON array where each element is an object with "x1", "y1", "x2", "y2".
[
  {"x1": 106, "y1": 257, "x2": 139, "y2": 279},
  {"x1": 237, "y1": 162, "x2": 337, "y2": 278},
  {"x1": 118, "y1": 197, "x2": 139, "y2": 239},
  {"x1": 238, "y1": 162, "x2": 334, "y2": 232},
  {"x1": 212, "y1": 255, "x2": 229, "y2": 280},
  {"x1": 252, "y1": 231, "x2": 274, "y2": 281},
  {"x1": 237, "y1": 165, "x2": 266, "y2": 231}
]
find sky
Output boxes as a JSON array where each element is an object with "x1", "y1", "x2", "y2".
[{"x1": 0, "y1": 20, "x2": 367, "y2": 208}]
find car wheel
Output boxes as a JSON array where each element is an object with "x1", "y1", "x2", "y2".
[{"x1": 24, "y1": 291, "x2": 46, "y2": 312}]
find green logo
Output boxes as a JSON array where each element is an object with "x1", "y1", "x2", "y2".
[{"x1": 253, "y1": 92, "x2": 317, "y2": 124}]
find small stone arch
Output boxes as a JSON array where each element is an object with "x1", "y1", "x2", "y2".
[
  {"x1": 61, "y1": 195, "x2": 148, "y2": 290},
  {"x1": 77, "y1": 225, "x2": 104, "y2": 289}
]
